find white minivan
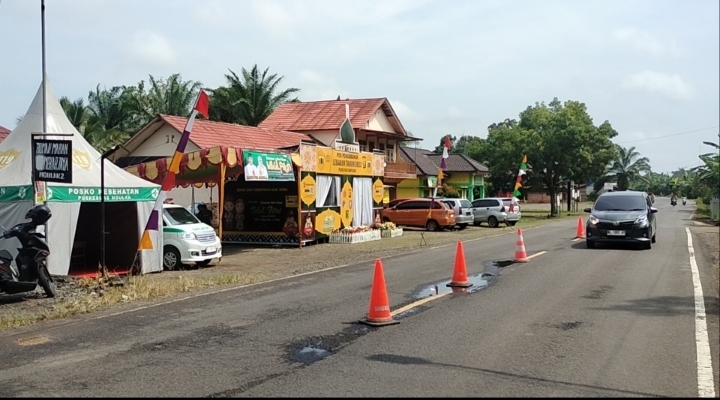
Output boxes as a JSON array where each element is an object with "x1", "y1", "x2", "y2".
[{"x1": 162, "y1": 203, "x2": 222, "y2": 270}]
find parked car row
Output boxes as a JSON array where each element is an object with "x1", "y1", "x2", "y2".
[{"x1": 380, "y1": 197, "x2": 522, "y2": 231}]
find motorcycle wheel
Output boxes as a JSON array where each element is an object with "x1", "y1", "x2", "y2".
[{"x1": 38, "y1": 263, "x2": 56, "y2": 298}]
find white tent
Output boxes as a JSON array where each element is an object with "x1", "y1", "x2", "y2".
[{"x1": 0, "y1": 78, "x2": 162, "y2": 275}]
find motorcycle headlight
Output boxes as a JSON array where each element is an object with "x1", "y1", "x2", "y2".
[
  {"x1": 634, "y1": 215, "x2": 648, "y2": 226},
  {"x1": 181, "y1": 232, "x2": 197, "y2": 240},
  {"x1": 589, "y1": 216, "x2": 599, "y2": 225}
]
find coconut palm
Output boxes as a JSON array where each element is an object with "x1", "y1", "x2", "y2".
[
  {"x1": 59, "y1": 97, "x2": 88, "y2": 131},
  {"x1": 209, "y1": 65, "x2": 300, "y2": 126},
  {"x1": 131, "y1": 73, "x2": 202, "y2": 121},
  {"x1": 604, "y1": 144, "x2": 651, "y2": 190}
]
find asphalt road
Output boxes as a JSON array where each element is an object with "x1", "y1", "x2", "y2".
[{"x1": 0, "y1": 197, "x2": 717, "y2": 397}]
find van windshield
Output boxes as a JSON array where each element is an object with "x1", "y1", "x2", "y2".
[{"x1": 164, "y1": 207, "x2": 200, "y2": 225}]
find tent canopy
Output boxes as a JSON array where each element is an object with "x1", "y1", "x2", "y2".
[
  {"x1": 0, "y1": 78, "x2": 162, "y2": 276},
  {"x1": 0, "y1": 78, "x2": 159, "y2": 203}
]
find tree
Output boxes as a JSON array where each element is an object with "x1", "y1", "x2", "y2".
[
  {"x1": 453, "y1": 135, "x2": 486, "y2": 161},
  {"x1": 209, "y1": 65, "x2": 300, "y2": 126},
  {"x1": 59, "y1": 97, "x2": 88, "y2": 131},
  {"x1": 130, "y1": 73, "x2": 202, "y2": 121},
  {"x1": 481, "y1": 119, "x2": 527, "y2": 198},
  {"x1": 603, "y1": 144, "x2": 651, "y2": 191},
  {"x1": 433, "y1": 135, "x2": 456, "y2": 153},
  {"x1": 487, "y1": 98, "x2": 617, "y2": 216}
]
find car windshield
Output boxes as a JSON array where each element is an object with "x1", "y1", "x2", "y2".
[
  {"x1": 593, "y1": 195, "x2": 647, "y2": 212},
  {"x1": 164, "y1": 207, "x2": 199, "y2": 225},
  {"x1": 459, "y1": 200, "x2": 472, "y2": 209}
]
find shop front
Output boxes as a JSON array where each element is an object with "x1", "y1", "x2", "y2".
[
  {"x1": 298, "y1": 142, "x2": 386, "y2": 242},
  {"x1": 124, "y1": 142, "x2": 386, "y2": 247}
]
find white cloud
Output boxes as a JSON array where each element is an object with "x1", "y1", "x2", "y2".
[
  {"x1": 294, "y1": 70, "x2": 350, "y2": 101},
  {"x1": 389, "y1": 100, "x2": 424, "y2": 124},
  {"x1": 613, "y1": 27, "x2": 680, "y2": 57},
  {"x1": 623, "y1": 70, "x2": 693, "y2": 100},
  {"x1": 127, "y1": 31, "x2": 176, "y2": 66}
]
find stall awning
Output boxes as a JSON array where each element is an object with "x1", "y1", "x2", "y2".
[{"x1": 125, "y1": 146, "x2": 242, "y2": 188}]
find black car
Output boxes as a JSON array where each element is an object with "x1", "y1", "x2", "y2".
[{"x1": 584, "y1": 191, "x2": 658, "y2": 249}]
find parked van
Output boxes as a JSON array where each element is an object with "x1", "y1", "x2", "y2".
[
  {"x1": 381, "y1": 198, "x2": 455, "y2": 231},
  {"x1": 162, "y1": 203, "x2": 222, "y2": 270}
]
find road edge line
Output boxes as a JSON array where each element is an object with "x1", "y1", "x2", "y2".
[{"x1": 685, "y1": 227, "x2": 716, "y2": 397}]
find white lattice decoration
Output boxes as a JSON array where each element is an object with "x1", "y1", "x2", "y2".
[
  {"x1": 329, "y1": 230, "x2": 382, "y2": 244},
  {"x1": 380, "y1": 228, "x2": 403, "y2": 238}
]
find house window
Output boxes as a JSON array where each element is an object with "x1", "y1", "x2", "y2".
[
  {"x1": 368, "y1": 141, "x2": 375, "y2": 151},
  {"x1": 379, "y1": 143, "x2": 385, "y2": 151},
  {"x1": 359, "y1": 140, "x2": 367, "y2": 152}
]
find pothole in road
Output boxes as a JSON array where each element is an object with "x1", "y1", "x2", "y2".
[
  {"x1": 287, "y1": 324, "x2": 372, "y2": 365},
  {"x1": 411, "y1": 259, "x2": 517, "y2": 300}
]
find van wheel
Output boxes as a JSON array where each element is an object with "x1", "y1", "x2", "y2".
[
  {"x1": 488, "y1": 216, "x2": 499, "y2": 228},
  {"x1": 163, "y1": 246, "x2": 182, "y2": 271},
  {"x1": 426, "y1": 220, "x2": 439, "y2": 231}
]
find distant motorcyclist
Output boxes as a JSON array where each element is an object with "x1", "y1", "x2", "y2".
[
  {"x1": 670, "y1": 192, "x2": 678, "y2": 206},
  {"x1": 649, "y1": 192, "x2": 655, "y2": 204},
  {"x1": 682, "y1": 196, "x2": 687, "y2": 206}
]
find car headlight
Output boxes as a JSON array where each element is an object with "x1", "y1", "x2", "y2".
[
  {"x1": 634, "y1": 215, "x2": 648, "y2": 226},
  {"x1": 181, "y1": 232, "x2": 197, "y2": 240},
  {"x1": 589, "y1": 216, "x2": 599, "y2": 225}
]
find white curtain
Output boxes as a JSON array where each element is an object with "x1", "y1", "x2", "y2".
[
  {"x1": 46, "y1": 202, "x2": 81, "y2": 275},
  {"x1": 316, "y1": 175, "x2": 331, "y2": 208},
  {"x1": 316, "y1": 175, "x2": 341, "y2": 207},
  {"x1": 352, "y1": 177, "x2": 373, "y2": 227}
]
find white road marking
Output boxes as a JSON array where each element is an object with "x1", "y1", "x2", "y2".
[
  {"x1": 391, "y1": 293, "x2": 450, "y2": 316},
  {"x1": 526, "y1": 251, "x2": 547, "y2": 260},
  {"x1": 685, "y1": 227, "x2": 716, "y2": 398}
]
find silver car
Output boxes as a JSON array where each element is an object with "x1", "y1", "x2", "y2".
[
  {"x1": 471, "y1": 197, "x2": 522, "y2": 228},
  {"x1": 439, "y1": 198, "x2": 474, "y2": 229}
]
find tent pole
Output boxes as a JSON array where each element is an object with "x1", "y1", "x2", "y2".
[{"x1": 218, "y1": 163, "x2": 226, "y2": 242}]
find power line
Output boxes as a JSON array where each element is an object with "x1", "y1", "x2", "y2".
[{"x1": 616, "y1": 126, "x2": 719, "y2": 144}]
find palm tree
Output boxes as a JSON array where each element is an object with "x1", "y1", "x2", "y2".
[
  {"x1": 209, "y1": 65, "x2": 300, "y2": 126},
  {"x1": 132, "y1": 73, "x2": 202, "y2": 121},
  {"x1": 603, "y1": 144, "x2": 651, "y2": 190},
  {"x1": 59, "y1": 96, "x2": 88, "y2": 131}
]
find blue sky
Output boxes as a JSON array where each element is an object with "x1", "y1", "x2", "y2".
[{"x1": 0, "y1": 0, "x2": 718, "y2": 173}]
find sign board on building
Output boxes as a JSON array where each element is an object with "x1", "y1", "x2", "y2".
[
  {"x1": 242, "y1": 150, "x2": 295, "y2": 182},
  {"x1": 31, "y1": 138, "x2": 72, "y2": 184},
  {"x1": 316, "y1": 148, "x2": 373, "y2": 176}
]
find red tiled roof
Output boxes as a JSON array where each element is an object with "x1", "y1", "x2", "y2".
[
  {"x1": 160, "y1": 115, "x2": 313, "y2": 151},
  {"x1": 0, "y1": 125, "x2": 10, "y2": 144},
  {"x1": 259, "y1": 98, "x2": 407, "y2": 134}
]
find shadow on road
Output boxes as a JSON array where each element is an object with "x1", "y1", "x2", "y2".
[
  {"x1": 589, "y1": 295, "x2": 719, "y2": 317},
  {"x1": 570, "y1": 241, "x2": 647, "y2": 251},
  {"x1": 366, "y1": 353, "x2": 663, "y2": 397}
]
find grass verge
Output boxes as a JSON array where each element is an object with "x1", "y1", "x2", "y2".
[{"x1": 0, "y1": 273, "x2": 262, "y2": 331}]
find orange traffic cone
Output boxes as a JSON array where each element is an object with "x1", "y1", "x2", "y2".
[
  {"x1": 447, "y1": 241, "x2": 473, "y2": 288},
  {"x1": 360, "y1": 259, "x2": 399, "y2": 327},
  {"x1": 575, "y1": 217, "x2": 585, "y2": 239},
  {"x1": 514, "y1": 229, "x2": 529, "y2": 263}
]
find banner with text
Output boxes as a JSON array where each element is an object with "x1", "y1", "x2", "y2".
[
  {"x1": 316, "y1": 148, "x2": 373, "y2": 176},
  {"x1": 242, "y1": 150, "x2": 295, "y2": 182}
]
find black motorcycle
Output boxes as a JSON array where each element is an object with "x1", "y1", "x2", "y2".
[
  {"x1": 0, "y1": 205, "x2": 56, "y2": 298},
  {"x1": 671, "y1": 199, "x2": 677, "y2": 207}
]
